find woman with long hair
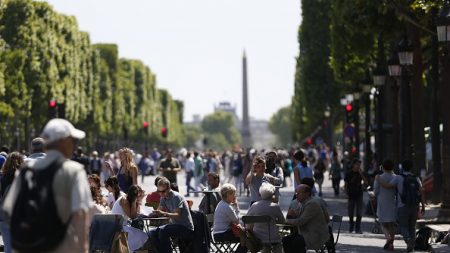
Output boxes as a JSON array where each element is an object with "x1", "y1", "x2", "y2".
[
  {"x1": 0, "y1": 152, "x2": 24, "y2": 253},
  {"x1": 104, "y1": 176, "x2": 125, "y2": 209},
  {"x1": 111, "y1": 185, "x2": 147, "y2": 251},
  {"x1": 116, "y1": 148, "x2": 138, "y2": 193}
]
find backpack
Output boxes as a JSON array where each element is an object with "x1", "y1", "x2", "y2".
[
  {"x1": 400, "y1": 174, "x2": 421, "y2": 206},
  {"x1": 10, "y1": 159, "x2": 70, "y2": 252}
]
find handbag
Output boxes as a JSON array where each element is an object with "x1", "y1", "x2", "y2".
[
  {"x1": 231, "y1": 223, "x2": 241, "y2": 237},
  {"x1": 111, "y1": 231, "x2": 129, "y2": 253}
]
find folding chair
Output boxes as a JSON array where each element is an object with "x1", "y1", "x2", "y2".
[
  {"x1": 211, "y1": 239, "x2": 239, "y2": 253},
  {"x1": 315, "y1": 215, "x2": 343, "y2": 253},
  {"x1": 89, "y1": 214, "x2": 125, "y2": 253},
  {"x1": 242, "y1": 215, "x2": 274, "y2": 252}
]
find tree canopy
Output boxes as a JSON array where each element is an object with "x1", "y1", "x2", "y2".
[{"x1": 0, "y1": 0, "x2": 184, "y2": 151}]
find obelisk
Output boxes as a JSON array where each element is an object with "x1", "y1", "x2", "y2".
[{"x1": 241, "y1": 50, "x2": 252, "y2": 148}]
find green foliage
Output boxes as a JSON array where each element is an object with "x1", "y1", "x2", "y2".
[
  {"x1": 182, "y1": 125, "x2": 202, "y2": 149},
  {"x1": 291, "y1": 0, "x2": 338, "y2": 141},
  {"x1": 0, "y1": 0, "x2": 183, "y2": 150},
  {"x1": 269, "y1": 106, "x2": 292, "y2": 146},
  {"x1": 201, "y1": 111, "x2": 241, "y2": 150}
]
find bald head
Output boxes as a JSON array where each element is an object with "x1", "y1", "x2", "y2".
[{"x1": 296, "y1": 184, "x2": 312, "y2": 203}]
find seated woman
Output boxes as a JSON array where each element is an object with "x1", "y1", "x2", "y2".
[
  {"x1": 213, "y1": 183, "x2": 246, "y2": 253},
  {"x1": 90, "y1": 186, "x2": 110, "y2": 215},
  {"x1": 105, "y1": 176, "x2": 125, "y2": 209},
  {"x1": 111, "y1": 185, "x2": 149, "y2": 251},
  {"x1": 246, "y1": 183, "x2": 286, "y2": 253},
  {"x1": 146, "y1": 176, "x2": 163, "y2": 209}
]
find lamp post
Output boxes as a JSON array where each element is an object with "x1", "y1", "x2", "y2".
[
  {"x1": 373, "y1": 66, "x2": 387, "y2": 164},
  {"x1": 362, "y1": 73, "x2": 372, "y2": 172},
  {"x1": 397, "y1": 36, "x2": 414, "y2": 162},
  {"x1": 353, "y1": 90, "x2": 361, "y2": 157},
  {"x1": 340, "y1": 97, "x2": 348, "y2": 152},
  {"x1": 436, "y1": 2, "x2": 450, "y2": 220},
  {"x1": 388, "y1": 52, "x2": 402, "y2": 166},
  {"x1": 324, "y1": 106, "x2": 332, "y2": 147}
]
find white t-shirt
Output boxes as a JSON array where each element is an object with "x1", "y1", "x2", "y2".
[{"x1": 107, "y1": 191, "x2": 126, "y2": 208}]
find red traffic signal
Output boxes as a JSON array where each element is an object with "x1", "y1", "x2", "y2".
[
  {"x1": 49, "y1": 100, "x2": 56, "y2": 108},
  {"x1": 143, "y1": 121, "x2": 149, "y2": 128},
  {"x1": 306, "y1": 138, "x2": 313, "y2": 145},
  {"x1": 161, "y1": 127, "x2": 168, "y2": 138},
  {"x1": 345, "y1": 104, "x2": 353, "y2": 112}
]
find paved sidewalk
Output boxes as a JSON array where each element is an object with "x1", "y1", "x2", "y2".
[{"x1": 137, "y1": 172, "x2": 450, "y2": 252}]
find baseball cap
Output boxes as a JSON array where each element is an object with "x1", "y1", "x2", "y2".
[{"x1": 41, "y1": 119, "x2": 86, "y2": 143}]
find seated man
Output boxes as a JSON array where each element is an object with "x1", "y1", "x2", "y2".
[
  {"x1": 152, "y1": 177, "x2": 195, "y2": 253},
  {"x1": 246, "y1": 183, "x2": 285, "y2": 253},
  {"x1": 287, "y1": 178, "x2": 329, "y2": 222},
  {"x1": 284, "y1": 184, "x2": 329, "y2": 253},
  {"x1": 199, "y1": 172, "x2": 222, "y2": 214}
]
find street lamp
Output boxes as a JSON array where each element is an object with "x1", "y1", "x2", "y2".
[
  {"x1": 373, "y1": 67, "x2": 387, "y2": 87},
  {"x1": 397, "y1": 36, "x2": 414, "y2": 163},
  {"x1": 398, "y1": 37, "x2": 414, "y2": 66},
  {"x1": 388, "y1": 53, "x2": 402, "y2": 77},
  {"x1": 388, "y1": 52, "x2": 402, "y2": 165},
  {"x1": 324, "y1": 106, "x2": 331, "y2": 147},
  {"x1": 436, "y1": 1, "x2": 450, "y2": 221},
  {"x1": 437, "y1": 3, "x2": 450, "y2": 42},
  {"x1": 372, "y1": 65, "x2": 387, "y2": 163},
  {"x1": 361, "y1": 73, "x2": 372, "y2": 172}
]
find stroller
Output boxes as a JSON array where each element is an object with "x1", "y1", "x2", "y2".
[{"x1": 367, "y1": 191, "x2": 382, "y2": 234}]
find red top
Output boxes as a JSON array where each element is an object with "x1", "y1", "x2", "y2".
[{"x1": 146, "y1": 192, "x2": 161, "y2": 203}]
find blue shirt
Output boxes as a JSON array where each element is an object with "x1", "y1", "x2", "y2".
[{"x1": 294, "y1": 164, "x2": 313, "y2": 191}]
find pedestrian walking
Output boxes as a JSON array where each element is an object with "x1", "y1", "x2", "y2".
[
  {"x1": 3, "y1": 118, "x2": 92, "y2": 253},
  {"x1": 374, "y1": 159, "x2": 397, "y2": 251},
  {"x1": 194, "y1": 151, "x2": 204, "y2": 192},
  {"x1": 377, "y1": 160, "x2": 426, "y2": 252},
  {"x1": 231, "y1": 149, "x2": 244, "y2": 195},
  {"x1": 24, "y1": 137, "x2": 46, "y2": 162},
  {"x1": 184, "y1": 152, "x2": 196, "y2": 197},
  {"x1": 344, "y1": 159, "x2": 368, "y2": 233},
  {"x1": 158, "y1": 149, "x2": 181, "y2": 184},
  {"x1": 89, "y1": 151, "x2": 102, "y2": 176},
  {"x1": 329, "y1": 150, "x2": 342, "y2": 196},
  {"x1": 314, "y1": 158, "x2": 326, "y2": 197}
]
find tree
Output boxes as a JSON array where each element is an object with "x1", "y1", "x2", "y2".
[
  {"x1": 0, "y1": 0, "x2": 184, "y2": 151},
  {"x1": 182, "y1": 125, "x2": 202, "y2": 149},
  {"x1": 291, "y1": 0, "x2": 339, "y2": 142},
  {"x1": 269, "y1": 106, "x2": 292, "y2": 146},
  {"x1": 201, "y1": 111, "x2": 241, "y2": 149}
]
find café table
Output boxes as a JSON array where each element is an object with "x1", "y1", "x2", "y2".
[{"x1": 141, "y1": 217, "x2": 170, "y2": 233}]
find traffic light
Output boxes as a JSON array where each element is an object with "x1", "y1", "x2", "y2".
[
  {"x1": 345, "y1": 104, "x2": 353, "y2": 113},
  {"x1": 49, "y1": 100, "x2": 57, "y2": 119},
  {"x1": 161, "y1": 127, "x2": 168, "y2": 138},
  {"x1": 345, "y1": 104, "x2": 353, "y2": 123},
  {"x1": 143, "y1": 121, "x2": 149, "y2": 135}
]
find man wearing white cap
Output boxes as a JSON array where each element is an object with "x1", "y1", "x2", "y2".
[{"x1": 3, "y1": 119, "x2": 92, "y2": 253}]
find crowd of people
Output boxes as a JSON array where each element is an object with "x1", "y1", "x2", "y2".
[{"x1": 0, "y1": 118, "x2": 444, "y2": 253}]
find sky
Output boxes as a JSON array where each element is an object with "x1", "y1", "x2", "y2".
[{"x1": 45, "y1": 0, "x2": 301, "y2": 122}]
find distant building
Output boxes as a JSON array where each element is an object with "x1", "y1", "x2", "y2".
[
  {"x1": 249, "y1": 118, "x2": 275, "y2": 150},
  {"x1": 214, "y1": 102, "x2": 238, "y2": 118}
]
